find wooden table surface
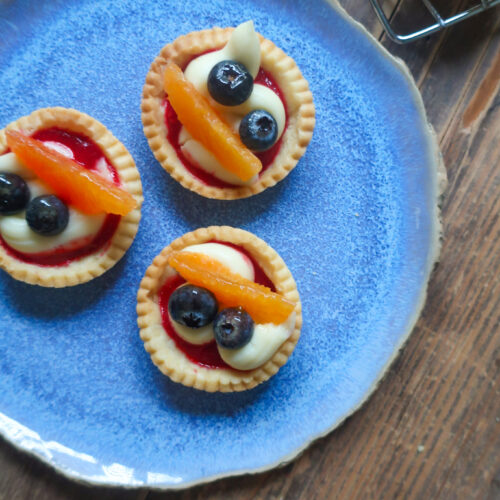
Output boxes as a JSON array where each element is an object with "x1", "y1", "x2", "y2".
[{"x1": 1, "y1": 1, "x2": 499, "y2": 499}]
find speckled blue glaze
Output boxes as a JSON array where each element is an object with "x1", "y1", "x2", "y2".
[{"x1": 0, "y1": 0, "x2": 440, "y2": 489}]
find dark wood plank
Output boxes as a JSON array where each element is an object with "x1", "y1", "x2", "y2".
[
  {"x1": 381, "y1": 0, "x2": 500, "y2": 87},
  {"x1": 420, "y1": 30, "x2": 500, "y2": 499},
  {"x1": 415, "y1": 9, "x2": 500, "y2": 135}
]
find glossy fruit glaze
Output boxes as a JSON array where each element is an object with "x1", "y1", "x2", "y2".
[
  {"x1": 164, "y1": 67, "x2": 288, "y2": 189},
  {"x1": 164, "y1": 62, "x2": 262, "y2": 183},
  {"x1": 0, "y1": 128, "x2": 120, "y2": 266},
  {"x1": 158, "y1": 241, "x2": 275, "y2": 369},
  {"x1": 168, "y1": 250, "x2": 294, "y2": 324}
]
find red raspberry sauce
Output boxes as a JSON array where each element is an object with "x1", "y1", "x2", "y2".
[
  {"x1": 0, "y1": 128, "x2": 120, "y2": 267},
  {"x1": 164, "y1": 67, "x2": 288, "y2": 189},
  {"x1": 158, "y1": 241, "x2": 275, "y2": 369}
]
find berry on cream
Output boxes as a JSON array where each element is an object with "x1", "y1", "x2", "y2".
[
  {"x1": 0, "y1": 150, "x2": 106, "y2": 254},
  {"x1": 180, "y1": 21, "x2": 286, "y2": 186},
  {"x1": 166, "y1": 242, "x2": 295, "y2": 371}
]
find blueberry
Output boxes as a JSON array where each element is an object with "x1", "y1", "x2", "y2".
[
  {"x1": 26, "y1": 195, "x2": 69, "y2": 236},
  {"x1": 239, "y1": 109, "x2": 278, "y2": 151},
  {"x1": 168, "y1": 285, "x2": 218, "y2": 328},
  {"x1": 207, "y1": 60, "x2": 253, "y2": 106},
  {"x1": 213, "y1": 307, "x2": 254, "y2": 349},
  {"x1": 0, "y1": 173, "x2": 30, "y2": 215}
]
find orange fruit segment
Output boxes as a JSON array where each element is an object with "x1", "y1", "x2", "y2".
[
  {"x1": 6, "y1": 130, "x2": 137, "y2": 215},
  {"x1": 168, "y1": 251, "x2": 295, "y2": 325},
  {"x1": 163, "y1": 62, "x2": 262, "y2": 182}
]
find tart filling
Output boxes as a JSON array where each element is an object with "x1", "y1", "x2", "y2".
[
  {"x1": 165, "y1": 66, "x2": 287, "y2": 188},
  {"x1": 0, "y1": 107, "x2": 143, "y2": 287},
  {"x1": 159, "y1": 242, "x2": 296, "y2": 371},
  {"x1": 137, "y1": 226, "x2": 302, "y2": 392},
  {"x1": 141, "y1": 21, "x2": 315, "y2": 200},
  {"x1": 175, "y1": 21, "x2": 287, "y2": 187},
  {"x1": 0, "y1": 128, "x2": 119, "y2": 265}
]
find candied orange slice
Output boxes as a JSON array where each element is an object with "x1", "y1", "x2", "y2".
[
  {"x1": 168, "y1": 251, "x2": 295, "y2": 325},
  {"x1": 6, "y1": 130, "x2": 137, "y2": 215},
  {"x1": 163, "y1": 62, "x2": 262, "y2": 182}
]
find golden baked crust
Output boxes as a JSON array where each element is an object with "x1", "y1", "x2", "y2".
[
  {"x1": 137, "y1": 226, "x2": 302, "y2": 392},
  {"x1": 0, "y1": 107, "x2": 143, "y2": 287},
  {"x1": 141, "y1": 27, "x2": 315, "y2": 200}
]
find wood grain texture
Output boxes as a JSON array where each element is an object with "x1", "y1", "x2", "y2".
[{"x1": 1, "y1": 1, "x2": 499, "y2": 499}]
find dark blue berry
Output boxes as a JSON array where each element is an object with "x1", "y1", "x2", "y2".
[
  {"x1": 239, "y1": 109, "x2": 278, "y2": 151},
  {"x1": 26, "y1": 195, "x2": 69, "y2": 236},
  {"x1": 0, "y1": 173, "x2": 30, "y2": 215},
  {"x1": 213, "y1": 307, "x2": 254, "y2": 349},
  {"x1": 207, "y1": 60, "x2": 253, "y2": 106},
  {"x1": 169, "y1": 285, "x2": 218, "y2": 328}
]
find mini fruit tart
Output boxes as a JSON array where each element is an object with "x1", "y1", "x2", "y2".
[
  {"x1": 142, "y1": 20, "x2": 315, "y2": 200},
  {"x1": 0, "y1": 107, "x2": 143, "y2": 287},
  {"x1": 137, "y1": 226, "x2": 302, "y2": 392}
]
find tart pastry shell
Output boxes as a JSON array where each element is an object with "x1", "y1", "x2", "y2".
[
  {"x1": 0, "y1": 107, "x2": 143, "y2": 287},
  {"x1": 137, "y1": 226, "x2": 302, "y2": 392},
  {"x1": 141, "y1": 27, "x2": 315, "y2": 200}
]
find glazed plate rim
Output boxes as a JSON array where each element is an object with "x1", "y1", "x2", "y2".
[{"x1": 0, "y1": 0, "x2": 445, "y2": 490}]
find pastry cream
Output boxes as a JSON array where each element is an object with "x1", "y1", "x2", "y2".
[
  {"x1": 168, "y1": 242, "x2": 295, "y2": 370},
  {"x1": 0, "y1": 149, "x2": 106, "y2": 254},
  {"x1": 180, "y1": 21, "x2": 286, "y2": 185}
]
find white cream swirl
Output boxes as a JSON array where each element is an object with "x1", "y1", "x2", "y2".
[
  {"x1": 180, "y1": 20, "x2": 286, "y2": 186},
  {"x1": 0, "y1": 148, "x2": 107, "y2": 254},
  {"x1": 217, "y1": 312, "x2": 296, "y2": 370},
  {"x1": 169, "y1": 242, "x2": 295, "y2": 370}
]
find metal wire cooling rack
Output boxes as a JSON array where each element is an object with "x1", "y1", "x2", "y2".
[{"x1": 369, "y1": 0, "x2": 500, "y2": 43}]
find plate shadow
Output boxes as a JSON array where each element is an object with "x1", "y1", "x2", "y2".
[{"x1": 0, "y1": 255, "x2": 128, "y2": 320}]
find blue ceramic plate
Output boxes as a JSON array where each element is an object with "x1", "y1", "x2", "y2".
[{"x1": 0, "y1": 0, "x2": 443, "y2": 489}]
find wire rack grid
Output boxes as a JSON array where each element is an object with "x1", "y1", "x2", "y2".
[{"x1": 369, "y1": 0, "x2": 500, "y2": 43}]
